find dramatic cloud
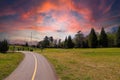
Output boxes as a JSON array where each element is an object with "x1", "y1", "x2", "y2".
[{"x1": 0, "y1": 0, "x2": 120, "y2": 42}]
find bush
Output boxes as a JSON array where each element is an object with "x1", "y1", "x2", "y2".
[
  {"x1": 30, "y1": 49, "x2": 33, "y2": 52},
  {"x1": 0, "y1": 40, "x2": 9, "y2": 53}
]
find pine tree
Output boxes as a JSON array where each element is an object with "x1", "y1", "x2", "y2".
[
  {"x1": 67, "y1": 36, "x2": 74, "y2": 48},
  {"x1": 116, "y1": 26, "x2": 120, "y2": 47},
  {"x1": 88, "y1": 28, "x2": 98, "y2": 48},
  {"x1": 99, "y1": 27, "x2": 108, "y2": 47},
  {"x1": 64, "y1": 37, "x2": 68, "y2": 48}
]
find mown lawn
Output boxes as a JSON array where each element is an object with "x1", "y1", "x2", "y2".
[
  {"x1": 37, "y1": 48, "x2": 120, "y2": 80},
  {"x1": 0, "y1": 52, "x2": 24, "y2": 80}
]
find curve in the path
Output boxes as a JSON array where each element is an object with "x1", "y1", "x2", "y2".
[{"x1": 5, "y1": 51, "x2": 58, "y2": 80}]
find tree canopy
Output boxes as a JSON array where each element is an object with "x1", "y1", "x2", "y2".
[{"x1": 88, "y1": 28, "x2": 98, "y2": 48}]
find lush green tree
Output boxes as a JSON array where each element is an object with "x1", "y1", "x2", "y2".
[
  {"x1": 74, "y1": 31, "x2": 84, "y2": 48},
  {"x1": 116, "y1": 26, "x2": 120, "y2": 47},
  {"x1": 0, "y1": 40, "x2": 9, "y2": 53},
  {"x1": 88, "y1": 28, "x2": 98, "y2": 48},
  {"x1": 99, "y1": 27, "x2": 108, "y2": 47},
  {"x1": 107, "y1": 33, "x2": 115, "y2": 47},
  {"x1": 67, "y1": 36, "x2": 74, "y2": 48},
  {"x1": 43, "y1": 36, "x2": 50, "y2": 48}
]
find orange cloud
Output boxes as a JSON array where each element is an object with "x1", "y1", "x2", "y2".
[
  {"x1": 20, "y1": 0, "x2": 92, "y2": 23},
  {"x1": 37, "y1": 1, "x2": 58, "y2": 13}
]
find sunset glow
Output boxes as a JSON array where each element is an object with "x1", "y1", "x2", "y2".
[{"x1": 0, "y1": 0, "x2": 120, "y2": 43}]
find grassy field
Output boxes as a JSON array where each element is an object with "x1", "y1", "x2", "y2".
[
  {"x1": 37, "y1": 48, "x2": 120, "y2": 80},
  {"x1": 0, "y1": 52, "x2": 24, "y2": 80}
]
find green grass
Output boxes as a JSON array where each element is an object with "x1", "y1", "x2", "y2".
[
  {"x1": 37, "y1": 48, "x2": 120, "y2": 80},
  {"x1": 0, "y1": 52, "x2": 24, "y2": 80}
]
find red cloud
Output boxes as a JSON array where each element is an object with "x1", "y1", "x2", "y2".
[
  {"x1": 0, "y1": 8, "x2": 16, "y2": 16},
  {"x1": 21, "y1": 11, "x2": 32, "y2": 19}
]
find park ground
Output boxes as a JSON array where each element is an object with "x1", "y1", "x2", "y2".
[
  {"x1": 0, "y1": 48, "x2": 120, "y2": 80},
  {"x1": 36, "y1": 48, "x2": 120, "y2": 80}
]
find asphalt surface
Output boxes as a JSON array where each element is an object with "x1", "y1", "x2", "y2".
[{"x1": 5, "y1": 51, "x2": 58, "y2": 80}]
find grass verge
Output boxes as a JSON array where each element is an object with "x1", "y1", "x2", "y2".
[{"x1": 0, "y1": 52, "x2": 24, "y2": 80}]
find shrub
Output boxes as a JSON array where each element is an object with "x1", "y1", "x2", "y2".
[{"x1": 0, "y1": 40, "x2": 9, "y2": 53}]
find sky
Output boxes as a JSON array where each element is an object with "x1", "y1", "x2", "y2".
[{"x1": 0, "y1": 0, "x2": 120, "y2": 43}]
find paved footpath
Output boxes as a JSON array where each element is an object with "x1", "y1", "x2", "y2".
[{"x1": 5, "y1": 51, "x2": 58, "y2": 80}]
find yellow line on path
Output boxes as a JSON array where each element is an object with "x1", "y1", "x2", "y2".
[{"x1": 31, "y1": 53, "x2": 38, "y2": 80}]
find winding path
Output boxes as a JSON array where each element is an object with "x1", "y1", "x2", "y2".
[{"x1": 5, "y1": 51, "x2": 58, "y2": 80}]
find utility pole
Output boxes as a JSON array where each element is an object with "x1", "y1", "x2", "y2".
[
  {"x1": 29, "y1": 32, "x2": 33, "y2": 51},
  {"x1": 31, "y1": 32, "x2": 32, "y2": 46}
]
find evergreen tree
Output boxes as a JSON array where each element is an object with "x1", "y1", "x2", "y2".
[
  {"x1": 99, "y1": 27, "x2": 108, "y2": 47},
  {"x1": 64, "y1": 37, "x2": 68, "y2": 48},
  {"x1": 67, "y1": 36, "x2": 74, "y2": 48},
  {"x1": 116, "y1": 26, "x2": 120, "y2": 47},
  {"x1": 88, "y1": 28, "x2": 98, "y2": 48},
  {"x1": 0, "y1": 40, "x2": 9, "y2": 53}
]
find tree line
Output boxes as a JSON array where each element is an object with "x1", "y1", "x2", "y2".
[
  {"x1": 37, "y1": 26, "x2": 120, "y2": 48},
  {"x1": 0, "y1": 26, "x2": 120, "y2": 53}
]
